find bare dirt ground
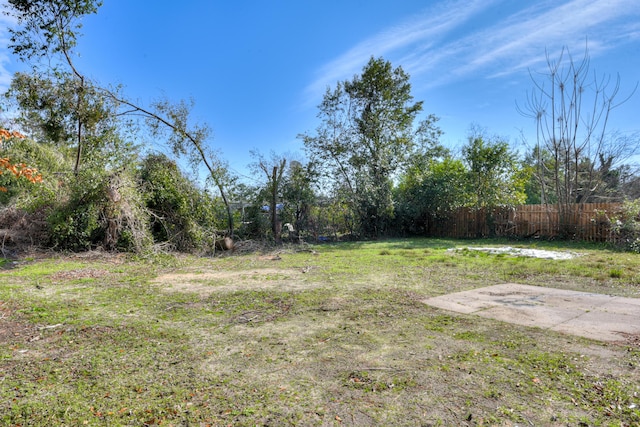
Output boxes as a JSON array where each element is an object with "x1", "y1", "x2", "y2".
[{"x1": 152, "y1": 267, "x2": 313, "y2": 296}]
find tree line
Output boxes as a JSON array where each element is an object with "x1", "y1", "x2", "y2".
[{"x1": 1, "y1": 0, "x2": 638, "y2": 253}]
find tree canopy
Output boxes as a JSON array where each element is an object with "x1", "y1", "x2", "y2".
[{"x1": 301, "y1": 56, "x2": 434, "y2": 237}]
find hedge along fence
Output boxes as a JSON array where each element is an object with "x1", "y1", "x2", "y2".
[{"x1": 429, "y1": 203, "x2": 624, "y2": 241}]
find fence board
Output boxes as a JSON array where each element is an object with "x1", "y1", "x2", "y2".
[{"x1": 428, "y1": 203, "x2": 623, "y2": 240}]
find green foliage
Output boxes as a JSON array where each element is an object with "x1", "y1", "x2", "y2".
[
  {"x1": 5, "y1": 0, "x2": 235, "y2": 241},
  {"x1": 45, "y1": 168, "x2": 104, "y2": 250},
  {"x1": 237, "y1": 205, "x2": 270, "y2": 239},
  {"x1": 604, "y1": 199, "x2": 640, "y2": 252},
  {"x1": 5, "y1": 72, "x2": 107, "y2": 148},
  {"x1": 6, "y1": 0, "x2": 102, "y2": 62},
  {"x1": 394, "y1": 131, "x2": 529, "y2": 237},
  {"x1": 145, "y1": 97, "x2": 234, "y2": 235},
  {"x1": 522, "y1": 146, "x2": 558, "y2": 204},
  {"x1": 462, "y1": 135, "x2": 527, "y2": 210},
  {"x1": 280, "y1": 160, "x2": 317, "y2": 237},
  {"x1": 302, "y1": 56, "x2": 429, "y2": 238},
  {"x1": 139, "y1": 153, "x2": 221, "y2": 252},
  {"x1": 395, "y1": 156, "x2": 471, "y2": 234},
  {"x1": 249, "y1": 150, "x2": 287, "y2": 242},
  {"x1": 46, "y1": 167, "x2": 152, "y2": 252},
  {"x1": 3, "y1": 72, "x2": 142, "y2": 182}
]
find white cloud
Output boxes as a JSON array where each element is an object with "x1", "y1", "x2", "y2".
[
  {"x1": 458, "y1": 0, "x2": 640, "y2": 76},
  {"x1": 303, "y1": 0, "x2": 496, "y2": 103},
  {"x1": 305, "y1": 0, "x2": 640, "y2": 101}
]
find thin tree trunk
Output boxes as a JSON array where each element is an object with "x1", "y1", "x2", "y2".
[{"x1": 271, "y1": 166, "x2": 281, "y2": 243}]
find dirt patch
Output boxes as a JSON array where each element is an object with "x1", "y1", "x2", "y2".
[
  {"x1": 0, "y1": 302, "x2": 32, "y2": 344},
  {"x1": 50, "y1": 268, "x2": 110, "y2": 281},
  {"x1": 152, "y1": 267, "x2": 313, "y2": 296}
]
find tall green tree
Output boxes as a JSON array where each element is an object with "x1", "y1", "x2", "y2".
[
  {"x1": 4, "y1": 71, "x2": 131, "y2": 173},
  {"x1": 280, "y1": 160, "x2": 317, "y2": 239},
  {"x1": 6, "y1": 0, "x2": 104, "y2": 175},
  {"x1": 301, "y1": 56, "x2": 426, "y2": 237},
  {"x1": 249, "y1": 150, "x2": 287, "y2": 243},
  {"x1": 462, "y1": 136, "x2": 526, "y2": 210}
]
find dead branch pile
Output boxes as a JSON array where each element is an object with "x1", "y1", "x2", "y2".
[{"x1": 0, "y1": 206, "x2": 50, "y2": 255}]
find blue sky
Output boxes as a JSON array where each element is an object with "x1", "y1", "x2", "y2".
[{"x1": 1, "y1": 0, "x2": 639, "y2": 182}]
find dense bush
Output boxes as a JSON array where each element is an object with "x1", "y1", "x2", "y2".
[
  {"x1": 237, "y1": 205, "x2": 269, "y2": 240},
  {"x1": 46, "y1": 168, "x2": 152, "y2": 252},
  {"x1": 606, "y1": 200, "x2": 640, "y2": 253},
  {"x1": 139, "y1": 153, "x2": 222, "y2": 252}
]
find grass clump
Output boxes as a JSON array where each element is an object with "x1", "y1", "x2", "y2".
[{"x1": 610, "y1": 268, "x2": 624, "y2": 278}]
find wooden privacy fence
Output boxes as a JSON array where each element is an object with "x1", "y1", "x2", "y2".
[{"x1": 429, "y1": 203, "x2": 624, "y2": 241}]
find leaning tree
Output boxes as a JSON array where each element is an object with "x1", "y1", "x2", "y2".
[{"x1": 4, "y1": 0, "x2": 235, "y2": 236}]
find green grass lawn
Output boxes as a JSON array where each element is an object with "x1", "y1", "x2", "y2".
[{"x1": 1, "y1": 238, "x2": 639, "y2": 426}]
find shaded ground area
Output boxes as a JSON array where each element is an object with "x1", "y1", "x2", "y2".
[{"x1": 422, "y1": 283, "x2": 640, "y2": 344}]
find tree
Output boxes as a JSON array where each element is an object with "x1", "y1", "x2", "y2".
[
  {"x1": 139, "y1": 97, "x2": 235, "y2": 236},
  {"x1": 462, "y1": 134, "x2": 527, "y2": 210},
  {"x1": 280, "y1": 160, "x2": 317, "y2": 239},
  {"x1": 518, "y1": 45, "x2": 638, "y2": 235},
  {"x1": 4, "y1": 71, "x2": 125, "y2": 174},
  {"x1": 522, "y1": 146, "x2": 556, "y2": 204},
  {"x1": 301, "y1": 57, "x2": 425, "y2": 237},
  {"x1": 6, "y1": 0, "x2": 103, "y2": 175},
  {"x1": 395, "y1": 156, "x2": 469, "y2": 235},
  {"x1": 5, "y1": 0, "x2": 235, "y2": 236},
  {"x1": 250, "y1": 150, "x2": 287, "y2": 243},
  {"x1": 462, "y1": 132, "x2": 528, "y2": 236}
]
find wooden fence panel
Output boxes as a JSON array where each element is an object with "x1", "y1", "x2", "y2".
[{"x1": 428, "y1": 203, "x2": 623, "y2": 240}]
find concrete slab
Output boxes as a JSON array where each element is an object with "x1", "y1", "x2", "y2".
[{"x1": 421, "y1": 284, "x2": 640, "y2": 343}]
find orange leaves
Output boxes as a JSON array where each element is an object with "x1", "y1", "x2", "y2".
[
  {"x1": 0, "y1": 128, "x2": 26, "y2": 141},
  {"x1": 0, "y1": 157, "x2": 43, "y2": 187},
  {"x1": 0, "y1": 129, "x2": 42, "y2": 191}
]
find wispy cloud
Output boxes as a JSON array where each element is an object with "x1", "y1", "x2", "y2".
[
  {"x1": 305, "y1": 0, "x2": 640, "y2": 101},
  {"x1": 303, "y1": 0, "x2": 495, "y2": 103},
  {"x1": 434, "y1": 0, "x2": 640, "y2": 80}
]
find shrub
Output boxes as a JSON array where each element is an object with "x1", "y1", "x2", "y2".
[
  {"x1": 138, "y1": 153, "x2": 221, "y2": 252},
  {"x1": 606, "y1": 200, "x2": 640, "y2": 253},
  {"x1": 46, "y1": 168, "x2": 152, "y2": 252}
]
